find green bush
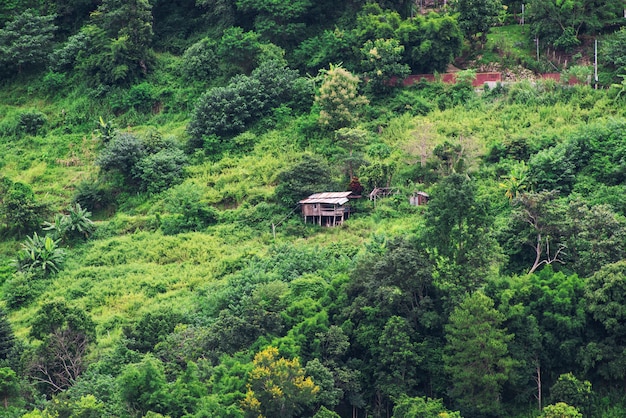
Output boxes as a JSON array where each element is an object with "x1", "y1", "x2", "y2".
[
  {"x1": 29, "y1": 298, "x2": 96, "y2": 341},
  {"x1": 135, "y1": 148, "x2": 188, "y2": 194},
  {"x1": 250, "y1": 60, "x2": 302, "y2": 111},
  {"x1": 0, "y1": 177, "x2": 49, "y2": 236},
  {"x1": 528, "y1": 140, "x2": 579, "y2": 193},
  {"x1": 160, "y1": 183, "x2": 218, "y2": 234},
  {"x1": 187, "y1": 76, "x2": 265, "y2": 148},
  {"x1": 187, "y1": 61, "x2": 308, "y2": 153},
  {"x1": 181, "y1": 37, "x2": 219, "y2": 82},
  {"x1": 388, "y1": 90, "x2": 435, "y2": 116},
  {"x1": 41, "y1": 71, "x2": 67, "y2": 93},
  {"x1": 116, "y1": 82, "x2": 159, "y2": 114},
  {"x1": 274, "y1": 155, "x2": 333, "y2": 206},
  {"x1": 96, "y1": 132, "x2": 146, "y2": 181},
  {"x1": 2, "y1": 272, "x2": 45, "y2": 309},
  {"x1": 17, "y1": 110, "x2": 47, "y2": 136},
  {"x1": 123, "y1": 309, "x2": 187, "y2": 353},
  {"x1": 49, "y1": 30, "x2": 91, "y2": 72},
  {"x1": 72, "y1": 178, "x2": 112, "y2": 212}
]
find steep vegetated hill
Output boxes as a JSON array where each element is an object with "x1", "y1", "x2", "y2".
[{"x1": 2, "y1": 1, "x2": 626, "y2": 417}]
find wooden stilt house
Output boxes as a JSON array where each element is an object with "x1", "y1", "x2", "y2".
[{"x1": 299, "y1": 192, "x2": 353, "y2": 227}]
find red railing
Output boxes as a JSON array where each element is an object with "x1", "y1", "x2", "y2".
[
  {"x1": 401, "y1": 72, "x2": 502, "y2": 87},
  {"x1": 396, "y1": 72, "x2": 581, "y2": 87}
]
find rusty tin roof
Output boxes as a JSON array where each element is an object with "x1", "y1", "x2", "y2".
[{"x1": 299, "y1": 192, "x2": 352, "y2": 205}]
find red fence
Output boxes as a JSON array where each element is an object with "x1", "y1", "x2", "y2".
[
  {"x1": 402, "y1": 72, "x2": 502, "y2": 87},
  {"x1": 541, "y1": 73, "x2": 581, "y2": 85},
  {"x1": 399, "y1": 72, "x2": 580, "y2": 87}
]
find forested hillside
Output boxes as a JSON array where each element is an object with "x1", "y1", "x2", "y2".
[{"x1": 2, "y1": 0, "x2": 626, "y2": 417}]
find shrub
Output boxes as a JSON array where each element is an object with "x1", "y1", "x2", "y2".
[
  {"x1": 49, "y1": 29, "x2": 92, "y2": 72},
  {"x1": 30, "y1": 298, "x2": 96, "y2": 341},
  {"x1": 118, "y1": 82, "x2": 159, "y2": 113},
  {"x1": 528, "y1": 141, "x2": 579, "y2": 193},
  {"x1": 17, "y1": 110, "x2": 47, "y2": 136},
  {"x1": 187, "y1": 61, "x2": 309, "y2": 153},
  {"x1": 160, "y1": 183, "x2": 218, "y2": 234},
  {"x1": 274, "y1": 155, "x2": 333, "y2": 206},
  {"x1": 388, "y1": 90, "x2": 435, "y2": 116},
  {"x1": 134, "y1": 148, "x2": 188, "y2": 194},
  {"x1": 42, "y1": 71, "x2": 67, "y2": 92},
  {"x1": 187, "y1": 76, "x2": 265, "y2": 146},
  {"x1": 541, "y1": 402, "x2": 582, "y2": 418},
  {"x1": 123, "y1": 309, "x2": 186, "y2": 353},
  {"x1": 96, "y1": 132, "x2": 146, "y2": 180},
  {"x1": 250, "y1": 60, "x2": 301, "y2": 110},
  {"x1": 0, "y1": 177, "x2": 48, "y2": 236},
  {"x1": 3, "y1": 272, "x2": 45, "y2": 309},
  {"x1": 181, "y1": 37, "x2": 219, "y2": 82},
  {"x1": 141, "y1": 131, "x2": 179, "y2": 155},
  {"x1": 72, "y1": 178, "x2": 112, "y2": 212}
]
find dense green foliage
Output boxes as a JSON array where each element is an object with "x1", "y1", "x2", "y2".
[{"x1": 1, "y1": 1, "x2": 626, "y2": 417}]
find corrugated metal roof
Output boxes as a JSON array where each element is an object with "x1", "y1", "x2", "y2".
[{"x1": 299, "y1": 192, "x2": 352, "y2": 205}]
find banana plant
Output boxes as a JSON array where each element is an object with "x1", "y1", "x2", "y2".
[
  {"x1": 43, "y1": 203, "x2": 95, "y2": 242},
  {"x1": 14, "y1": 232, "x2": 65, "y2": 277}
]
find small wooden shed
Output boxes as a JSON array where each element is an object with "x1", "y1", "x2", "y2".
[
  {"x1": 299, "y1": 192, "x2": 353, "y2": 227},
  {"x1": 409, "y1": 191, "x2": 429, "y2": 206}
]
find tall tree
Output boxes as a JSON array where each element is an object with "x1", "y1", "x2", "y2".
[
  {"x1": 424, "y1": 173, "x2": 499, "y2": 298},
  {"x1": 491, "y1": 266, "x2": 586, "y2": 408},
  {"x1": 53, "y1": 0, "x2": 98, "y2": 37},
  {"x1": 343, "y1": 237, "x2": 442, "y2": 411},
  {"x1": 451, "y1": 0, "x2": 502, "y2": 46},
  {"x1": 354, "y1": 4, "x2": 462, "y2": 74},
  {"x1": 0, "y1": 310, "x2": 14, "y2": 361},
  {"x1": 235, "y1": 0, "x2": 312, "y2": 47},
  {"x1": 217, "y1": 27, "x2": 265, "y2": 76},
  {"x1": 88, "y1": 0, "x2": 154, "y2": 83},
  {"x1": 274, "y1": 154, "x2": 333, "y2": 206},
  {"x1": 444, "y1": 292, "x2": 515, "y2": 416},
  {"x1": 508, "y1": 191, "x2": 566, "y2": 275},
  {"x1": 374, "y1": 316, "x2": 424, "y2": 399},
  {"x1": 360, "y1": 38, "x2": 410, "y2": 95},
  {"x1": 583, "y1": 261, "x2": 626, "y2": 383},
  {"x1": 315, "y1": 65, "x2": 369, "y2": 131},
  {"x1": 0, "y1": 9, "x2": 56, "y2": 77},
  {"x1": 118, "y1": 354, "x2": 168, "y2": 416},
  {"x1": 527, "y1": 0, "x2": 622, "y2": 49},
  {"x1": 601, "y1": 27, "x2": 626, "y2": 83},
  {"x1": 0, "y1": 368, "x2": 19, "y2": 409},
  {"x1": 29, "y1": 299, "x2": 96, "y2": 393},
  {"x1": 396, "y1": 12, "x2": 463, "y2": 73},
  {"x1": 562, "y1": 199, "x2": 626, "y2": 278},
  {"x1": 241, "y1": 347, "x2": 319, "y2": 418}
]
